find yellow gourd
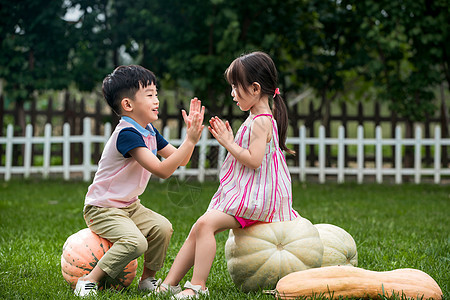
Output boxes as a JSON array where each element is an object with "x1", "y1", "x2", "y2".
[{"x1": 272, "y1": 266, "x2": 443, "y2": 299}]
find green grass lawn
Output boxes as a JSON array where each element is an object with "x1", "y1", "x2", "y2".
[{"x1": 0, "y1": 179, "x2": 448, "y2": 299}]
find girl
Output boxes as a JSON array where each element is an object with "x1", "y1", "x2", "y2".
[{"x1": 156, "y1": 51, "x2": 299, "y2": 298}]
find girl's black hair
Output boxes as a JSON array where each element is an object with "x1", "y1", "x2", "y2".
[
  {"x1": 102, "y1": 65, "x2": 157, "y2": 115},
  {"x1": 225, "y1": 51, "x2": 294, "y2": 154}
]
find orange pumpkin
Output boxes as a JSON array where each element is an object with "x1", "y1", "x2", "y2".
[{"x1": 61, "y1": 228, "x2": 137, "y2": 290}]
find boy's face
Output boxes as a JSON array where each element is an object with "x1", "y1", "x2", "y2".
[{"x1": 126, "y1": 82, "x2": 159, "y2": 126}]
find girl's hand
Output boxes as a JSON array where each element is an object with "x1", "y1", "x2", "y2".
[
  {"x1": 209, "y1": 115, "x2": 271, "y2": 169},
  {"x1": 182, "y1": 97, "x2": 204, "y2": 127},
  {"x1": 208, "y1": 116, "x2": 234, "y2": 148},
  {"x1": 186, "y1": 111, "x2": 204, "y2": 144}
]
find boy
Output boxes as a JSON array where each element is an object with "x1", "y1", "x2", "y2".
[{"x1": 75, "y1": 65, "x2": 205, "y2": 296}]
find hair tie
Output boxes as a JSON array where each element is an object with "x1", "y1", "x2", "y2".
[{"x1": 273, "y1": 88, "x2": 280, "y2": 98}]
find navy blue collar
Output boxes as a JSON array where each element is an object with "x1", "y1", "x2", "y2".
[{"x1": 121, "y1": 116, "x2": 155, "y2": 137}]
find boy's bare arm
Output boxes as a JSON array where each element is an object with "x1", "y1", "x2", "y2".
[
  {"x1": 156, "y1": 140, "x2": 194, "y2": 167},
  {"x1": 157, "y1": 98, "x2": 205, "y2": 166},
  {"x1": 130, "y1": 140, "x2": 196, "y2": 179},
  {"x1": 129, "y1": 112, "x2": 204, "y2": 179}
]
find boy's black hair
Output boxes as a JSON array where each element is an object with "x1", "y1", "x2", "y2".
[{"x1": 102, "y1": 65, "x2": 157, "y2": 115}]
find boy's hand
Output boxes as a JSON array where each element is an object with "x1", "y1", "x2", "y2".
[
  {"x1": 182, "y1": 97, "x2": 205, "y2": 127},
  {"x1": 208, "y1": 116, "x2": 234, "y2": 148},
  {"x1": 186, "y1": 111, "x2": 204, "y2": 144}
]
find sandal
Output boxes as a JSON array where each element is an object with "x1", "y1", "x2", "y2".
[
  {"x1": 146, "y1": 280, "x2": 182, "y2": 297},
  {"x1": 173, "y1": 281, "x2": 209, "y2": 299}
]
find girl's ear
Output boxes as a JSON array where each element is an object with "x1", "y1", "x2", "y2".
[
  {"x1": 251, "y1": 82, "x2": 261, "y2": 95},
  {"x1": 121, "y1": 98, "x2": 133, "y2": 112}
]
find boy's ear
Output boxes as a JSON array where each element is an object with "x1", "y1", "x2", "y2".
[{"x1": 121, "y1": 98, "x2": 133, "y2": 112}]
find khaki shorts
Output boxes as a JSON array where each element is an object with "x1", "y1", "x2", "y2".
[{"x1": 84, "y1": 200, "x2": 173, "y2": 278}]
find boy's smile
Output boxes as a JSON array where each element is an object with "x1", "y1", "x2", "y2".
[{"x1": 124, "y1": 82, "x2": 159, "y2": 127}]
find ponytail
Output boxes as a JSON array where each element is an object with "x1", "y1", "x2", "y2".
[{"x1": 273, "y1": 94, "x2": 295, "y2": 155}]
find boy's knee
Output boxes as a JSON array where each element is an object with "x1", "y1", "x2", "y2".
[
  {"x1": 155, "y1": 217, "x2": 173, "y2": 239},
  {"x1": 126, "y1": 233, "x2": 148, "y2": 257},
  {"x1": 145, "y1": 216, "x2": 173, "y2": 244}
]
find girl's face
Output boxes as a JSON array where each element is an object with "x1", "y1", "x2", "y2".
[{"x1": 231, "y1": 84, "x2": 258, "y2": 112}]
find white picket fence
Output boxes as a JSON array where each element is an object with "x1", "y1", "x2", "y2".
[{"x1": 1, "y1": 118, "x2": 449, "y2": 183}]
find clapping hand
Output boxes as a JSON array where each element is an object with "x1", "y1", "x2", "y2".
[
  {"x1": 208, "y1": 116, "x2": 234, "y2": 148},
  {"x1": 183, "y1": 97, "x2": 205, "y2": 143},
  {"x1": 182, "y1": 97, "x2": 205, "y2": 128}
]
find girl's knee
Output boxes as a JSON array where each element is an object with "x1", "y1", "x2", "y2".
[
  {"x1": 186, "y1": 219, "x2": 206, "y2": 241},
  {"x1": 192, "y1": 216, "x2": 211, "y2": 235}
]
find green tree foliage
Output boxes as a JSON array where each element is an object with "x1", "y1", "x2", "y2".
[
  {"x1": 124, "y1": 0, "x2": 290, "y2": 113},
  {"x1": 0, "y1": 0, "x2": 72, "y2": 101},
  {"x1": 0, "y1": 0, "x2": 72, "y2": 130},
  {"x1": 65, "y1": 0, "x2": 112, "y2": 91},
  {"x1": 274, "y1": 0, "x2": 372, "y2": 125},
  {"x1": 356, "y1": 0, "x2": 449, "y2": 121},
  {"x1": 0, "y1": 0, "x2": 448, "y2": 123}
]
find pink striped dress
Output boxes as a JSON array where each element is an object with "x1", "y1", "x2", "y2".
[{"x1": 208, "y1": 113, "x2": 299, "y2": 222}]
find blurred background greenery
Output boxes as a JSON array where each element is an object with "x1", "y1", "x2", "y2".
[{"x1": 0, "y1": 0, "x2": 449, "y2": 123}]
